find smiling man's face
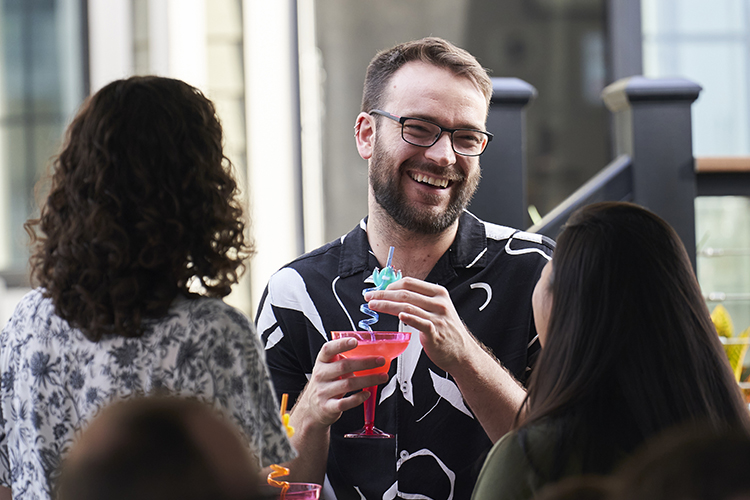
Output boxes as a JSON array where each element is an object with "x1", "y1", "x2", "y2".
[{"x1": 368, "y1": 61, "x2": 487, "y2": 235}]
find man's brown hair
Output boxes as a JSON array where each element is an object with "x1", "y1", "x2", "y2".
[{"x1": 361, "y1": 37, "x2": 492, "y2": 114}]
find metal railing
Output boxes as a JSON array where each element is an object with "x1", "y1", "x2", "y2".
[
  {"x1": 482, "y1": 75, "x2": 720, "y2": 270},
  {"x1": 696, "y1": 157, "x2": 750, "y2": 197},
  {"x1": 528, "y1": 154, "x2": 633, "y2": 238}
]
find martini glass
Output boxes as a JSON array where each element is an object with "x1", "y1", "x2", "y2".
[{"x1": 331, "y1": 331, "x2": 411, "y2": 438}]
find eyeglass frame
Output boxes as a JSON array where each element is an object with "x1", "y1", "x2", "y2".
[{"x1": 368, "y1": 109, "x2": 493, "y2": 157}]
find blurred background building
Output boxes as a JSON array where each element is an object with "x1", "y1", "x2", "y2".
[{"x1": 0, "y1": 0, "x2": 747, "y2": 343}]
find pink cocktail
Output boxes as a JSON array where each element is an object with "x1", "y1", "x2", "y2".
[
  {"x1": 331, "y1": 331, "x2": 411, "y2": 438},
  {"x1": 282, "y1": 483, "x2": 322, "y2": 499}
]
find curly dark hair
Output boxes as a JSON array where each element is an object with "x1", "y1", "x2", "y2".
[{"x1": 25, "y1": 76, "x2": 251, "y2": 341}]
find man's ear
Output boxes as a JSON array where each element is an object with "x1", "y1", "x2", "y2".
[{"x1": 355, "y1": 112, "x2": 375, "y2": 160}]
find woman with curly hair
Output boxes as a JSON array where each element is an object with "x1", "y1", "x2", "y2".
[
  {"x1": 0, "y1": 76, "x2": 295, "y2": 499},
  {"x1": 471, "y1": 201, "x2": 750, "y2": 500}
]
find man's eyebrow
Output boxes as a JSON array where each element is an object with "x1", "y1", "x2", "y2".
[{"x1": 405, "y1": 113, "x2": 487, "y2": 131}]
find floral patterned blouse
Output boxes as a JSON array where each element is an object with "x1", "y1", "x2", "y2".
[{"x1": 0, "y1": 289, "x2": 295, "y2": 499}]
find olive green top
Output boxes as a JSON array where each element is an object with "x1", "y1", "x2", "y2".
[{"x1": 472, "y1": 419, "x2": 625, "y2": 500}]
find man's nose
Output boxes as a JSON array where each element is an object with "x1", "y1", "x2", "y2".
[{"x1": 424, "y1": 132, "x2": 456, "y2": 166}]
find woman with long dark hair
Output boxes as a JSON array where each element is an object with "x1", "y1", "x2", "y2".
[
  {"x1": 0, "y1": 76, "x2": 295, "y2": 499},
  {"x1": 472, "y1": 201, "x2": 750, "y2": 500}
]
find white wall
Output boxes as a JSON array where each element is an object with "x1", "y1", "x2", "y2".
[
  {"x1": 85, "y1": 0, "x2": 319, "y2": 317},
  {"x1": 88, "y1": 0, "x2": 133, "y2": 92},
  {"x1": 243, "y1": 0, "x2": 304, "y2": 312}
]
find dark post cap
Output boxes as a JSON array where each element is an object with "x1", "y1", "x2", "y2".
[
  {"x1": 491, "y1": 77, "x2": 538, "y2": 105},
  {"x1": 602, "y1": 76, "x2": 703, "y2": 112}
]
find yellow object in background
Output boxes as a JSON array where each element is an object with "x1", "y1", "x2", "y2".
[
  {"x1": 280, "y1": 393, "x2": 295, "y2": 438},
  {"x1": 712, "y1": 304, "x2": 734, "y2": 338},
  {"x1": 711, "y1": 305, "x2": 750, "y2": 382},
  {"x1": 268, "y1": 394, "x2": 295, "y2": 499},
  {"x1": 727, "y1": 327, "x2": 750, "y2": 382}
]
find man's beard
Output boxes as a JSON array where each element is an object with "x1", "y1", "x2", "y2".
[{"x1": 369, "y1": 138, "x2": 480, "y2": 235}]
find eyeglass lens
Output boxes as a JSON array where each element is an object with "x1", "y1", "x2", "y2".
[{"x1": 401, "y1": 118, "x2": 488, "y2": 156}]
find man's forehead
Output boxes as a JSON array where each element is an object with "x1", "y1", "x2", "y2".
[{"x1": 382, "y1": 62, "x2": 489, "y2": 124}]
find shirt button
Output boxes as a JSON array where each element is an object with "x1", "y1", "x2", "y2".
[{"x1": 401, "y1": 381, "x2": 409, "y2": 391}]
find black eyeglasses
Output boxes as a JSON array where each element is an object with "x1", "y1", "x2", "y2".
[{"x1": 369, "y1": 109, "x2": 493, "y2": 156}]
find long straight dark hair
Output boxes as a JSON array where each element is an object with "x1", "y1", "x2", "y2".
[{"x1": 519, "y1": 202, "x2": 749, "y2": 472}]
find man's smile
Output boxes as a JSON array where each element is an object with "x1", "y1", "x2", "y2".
[
  {"x1": 407, "y1": 170, "x2": 462, "y2": 189},
  {"x1": 409, "y1": 172, "x2": 450, "y2": 188}
]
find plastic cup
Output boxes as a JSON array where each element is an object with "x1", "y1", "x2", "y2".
[{"x1": 281, "y1": 482, "x2": 322, "y2": 499}]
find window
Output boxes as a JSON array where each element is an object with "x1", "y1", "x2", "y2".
[{"x1": 0, "y1": 0, "x2": 88, "y2": 284}]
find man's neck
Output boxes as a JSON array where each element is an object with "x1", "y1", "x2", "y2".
[{"x1": 366, "y1": 206, "x2": 459, "y2": 281}]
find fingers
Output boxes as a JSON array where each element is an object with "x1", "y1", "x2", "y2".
[
  {"x1": 317, "y1": 337, "x2": 358, "y2": 362},
  {"x1": 310, "y1": 359, "x2": 388, "y2": 421},
  {"x1": 396, "y1": 311, "x2": 434, "y2": 334},
  {"x1": 313, "y1": 339, "x2": 388, "y2": 401},
  {"x1": 360, "y1": 277, "x2": 472, "y2": 373},
  {"x1": 364, "y1": 278, "x2": 451, "y2": 319},
  {"x1": 316, "y1": 339, "x2": 387, "y2": 378},
  {"x1": 297, "y1": 343, "x2": 389, "y2": 428},
  {"x1": 379, "y1": 276, "x2": 441, "y2": 294}
]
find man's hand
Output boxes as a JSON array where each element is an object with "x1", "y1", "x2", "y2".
[
  {"x1": 282, "y1": 337, "x2": 389, "y2": 484},
  {"x1": 364, "y1": 276, "x2": 526, "y2": 442},
  {"x1": 364, "y1": 277, "x2": 474, "y2": 373},
  {"x1": 291, "y1": 337, "x2": 389, "y2": 430}
]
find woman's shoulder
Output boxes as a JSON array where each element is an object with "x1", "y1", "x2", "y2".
[
  {"x1": 5, "y1": 288, "x2": 51, "y2": 319},
  {"x1": 488, "y1": 421, "x2": 561, "y2": 467},
  {"x1": 159, "y1": 295, "x2": 252, "y2": 328},
  {"x1": 141, "y1": 295, "x2": 255, "y2": 346},
  {"x1": 3, "y1": 288, "x2": 64, "y2": 339},
  {"x1": 472, "y1": 421, "x2": 564, "y2": 500}
]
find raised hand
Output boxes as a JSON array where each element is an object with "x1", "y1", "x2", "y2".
[
  {"x1": 363, "y1": 277, "x2": 473, "y2": 373},
  {"x1": 363, "y1": 276, "x2": 527, "y2": 442}
]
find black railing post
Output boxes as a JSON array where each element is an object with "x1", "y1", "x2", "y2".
[
  {"x1": 602, "y1": 77, "x2": 702, "y2": 268},
  {"x1": 469, "y1": 78, "x2": 536, "y2": 230}
]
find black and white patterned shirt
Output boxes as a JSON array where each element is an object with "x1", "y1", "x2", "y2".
[
  {"x1": 0, "y1": 290, "x2": 295, "y2": 499},
  {"x1": 256, "y1": 211, "x2": 554, "y2": 500}
]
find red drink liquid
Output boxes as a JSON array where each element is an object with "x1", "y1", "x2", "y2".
[
  {"x1": 330, "y1": 331, "x2": 411, "y2": 438},
  {"x1": 337, "y1": 338, "x2": 410, "y2": 376}
]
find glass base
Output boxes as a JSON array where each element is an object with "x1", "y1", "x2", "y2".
[{"x1": 344, "y1": 425, "x2": 394, "y2": 439}]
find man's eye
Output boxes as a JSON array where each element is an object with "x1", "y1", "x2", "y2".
[
  {"x1": 454, "y1": 131, "x2": 483, "y2": 145},
  {"x1": 404, "y1": 123, "x2": 436, "y2": 137}
]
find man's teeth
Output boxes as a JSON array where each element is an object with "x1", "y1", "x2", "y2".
[{"x1": 411, "y1": 173, "x2": 449, "y2": 188}]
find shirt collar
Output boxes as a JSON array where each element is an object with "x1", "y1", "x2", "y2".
[{"x1": 337, "y1": 211, "x2": 491, "y2": 280}]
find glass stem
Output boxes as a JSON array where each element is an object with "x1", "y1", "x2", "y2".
[{"x1": 363, "y1": 385, "x2": 377, "y2": 432}]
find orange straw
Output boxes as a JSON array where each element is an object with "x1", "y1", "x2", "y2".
[
  {"x1": 268, "y1": 394, "x2": 294, "y2": 499},
  {"x1": 280, "y1": 393, "x2": 295, "y2": 437},
  {"x1": 268, "y1": 464, "x2": 291, "y2": 499}
]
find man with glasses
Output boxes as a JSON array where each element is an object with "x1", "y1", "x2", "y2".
[{"x1": 256, "y1": 37, "x2": 554, "y2": 500}]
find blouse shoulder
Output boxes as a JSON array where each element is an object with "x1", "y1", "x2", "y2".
[
  {"x1": 472, "y1": 430, "x2": 534, "y2": 500},
  {"x1": 472, "y1": 422, "x2": 562, "y2": 500}
]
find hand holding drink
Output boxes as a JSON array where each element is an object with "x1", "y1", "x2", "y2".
[
  {"x1": 331, "y1": 246, "x2": 410, "y2": 439},
  {"x1": 331, "y1": 331, "x2": 410, "y2": 438}
]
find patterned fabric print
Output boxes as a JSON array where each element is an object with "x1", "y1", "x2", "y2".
[
  {"x1": 256, "y1": 211, "x2": 555, "y2": 500},
  {"x1": 0, "y1": 290, "x2": 295, "y2": 499}
]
